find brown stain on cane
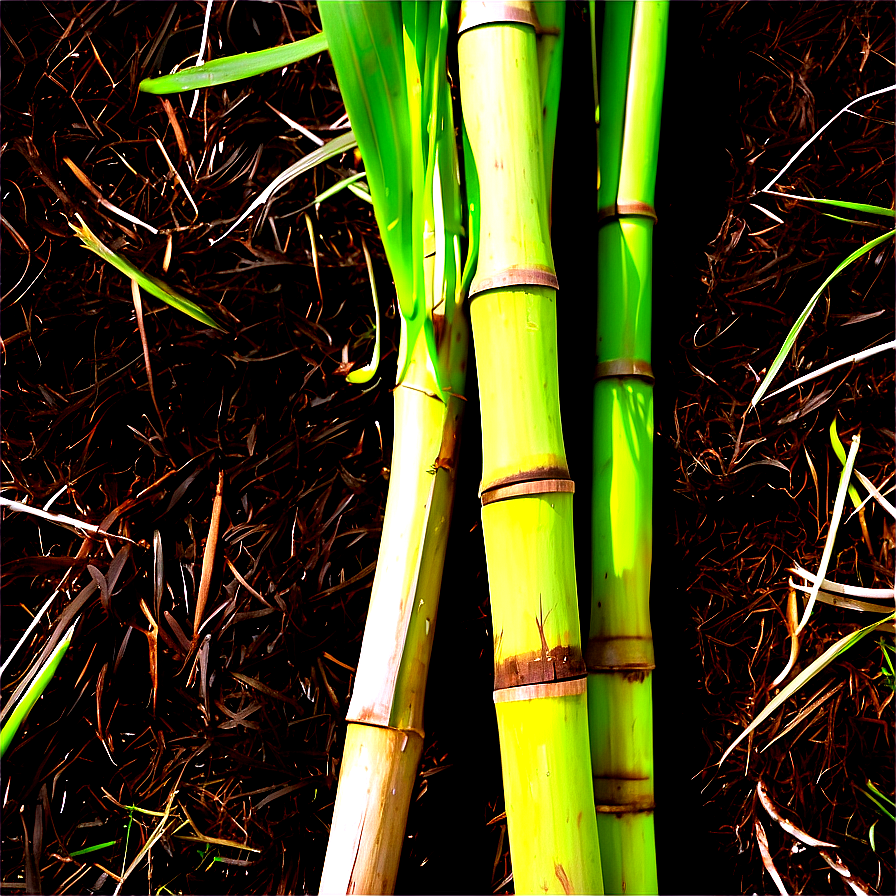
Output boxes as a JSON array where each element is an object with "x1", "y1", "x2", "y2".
[{"x1": 555, "y1": 863, "x2": 574, "y2": 894}]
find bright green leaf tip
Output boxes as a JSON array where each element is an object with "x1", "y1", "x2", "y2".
[
  {"x1": 70, "y1": 216, "x2": 222, "y2": 331},
  {"x1": 139, "y1": 33, "x2": 328, "y2": 95},
  {"x1": 1, "y1": 622, "x2": 76, "y2": 759}
]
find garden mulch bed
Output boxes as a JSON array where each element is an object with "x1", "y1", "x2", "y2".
[{"x1": 2, "y1": 3, "x2": 893, "y2": 895}]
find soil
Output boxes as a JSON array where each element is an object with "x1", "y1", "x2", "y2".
[{"x1": 1, "y1": 3, "x2": 893, "y2": 895}]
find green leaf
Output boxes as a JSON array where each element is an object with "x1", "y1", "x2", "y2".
[
  {"x1": 139, "y1": 33, "x2": 328, "y2": 95},
  {"x1": 70, "y1": 216, "x2": 222, "y2": 330},
  {"x1": 720, "y1": 611, "x2": 895, "y2": 765},
  {"x1": 213, "y1": 131, "x2": 358, "y2": 244},
  {"x1": 752, "y1": 228, "x2": 895, "y2": 406},
  {"x1": 1, "y1": 622, "x2": 76, "y2": 758},
  {"x1": 69, "y1": 841, "x2": 117, "y2": 858},
  {"x1": 830, "y1": 419, "x2": 862, "y2": 510},
  {"x1": 763, "y1": 193, "x2": 896, "y2": 219},
  {"x1": 346, "y1": 239, "x2": 381, "y2": 384}
]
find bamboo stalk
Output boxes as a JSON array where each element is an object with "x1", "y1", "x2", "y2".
[
  {"x1": 317, "y1": 3, "x2": 470, "y2": 892},
  {"x1": 588, "y1": 3, "x2": 668, "y2": 893},
  {"x1": 458, "y1": 5, "x2": 602, "y2": 892}
]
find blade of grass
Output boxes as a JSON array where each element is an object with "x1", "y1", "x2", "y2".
[
  {"x1": 210, "y1": 131, "x2": 357, "y2": 244},
  {"x1": 139, "y1": 33, "x2": 328, "y2": 94},
  {"x1": 789, "y1": 566, "x2": 894, "y2": 600},
  {"x1": 751, "y1": 228, "x2": 895, "y2": 406},
  {"x1": 830, "y1": 420, "x2": 872, "y2": 551},
  {"x1": 760, "y1": 84, "x2": 896, "y2": 194},
  {"x1": 794, "y1": 434, "x2": 861, "y2": 638},
  {"x1": 720, "y1": 610, "x2": 895, "y2": 765},
  {"x1": 764, "y1": 340, "x2": 895, "y2": 401},
  {"x1": 69, "y1": 216, "x2": 221, "y2": 329},
  {"x1": 763, "y1": 193, "x2": 896, "y2": 218},
  {"x1": 1, "y1": 622, "x2": 76, "y2": 758}
]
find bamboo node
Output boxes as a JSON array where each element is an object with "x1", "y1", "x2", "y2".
[
  {"x1": 494, "y1": 643, "x2": 586, "y2": 690},
  {"x1": 594, "y1": 359, "x2": 655, "y2": 383},
  {"x1": 594, "y1": 802, "x2": 656, "y2": 815},
  {"x1": 585, "y1": 636, "x2": 655, "y2": 670},
  {"x1": 596, "y1": 200, "x2": 658, "y2": 227},
  {"x1": 458, "y1": 1, "x2": 559, "y2": 36},
  {"x1": 468, "y1": 265, "x2": 559, "y2": 298},
  {"x1": 493, "y1": 677, "x2": 586, "y2": 703},
  {"x1": 481, "y1": 478, "x2": 574, "y2": 506}
]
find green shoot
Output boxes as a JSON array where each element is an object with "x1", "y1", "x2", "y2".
[
  {"x1": 138, "y1": 33, "x2": 328, "y2": 95},
  {"x1": 751, "y1": 227, "x2": 895, "y2": 406},
  {"x1": 858, "y1": 779, "x2": 896, "y2": 823},
  {"x1": 0, "y1": 622, "x2": 76, "y2": 758},
  {"x1": 345, "y1": 240, "x2": 381, "y2": 384},
  {"x1": 720, "y1": 610, "x2": 896, "y2": 765},
  {"x1": 763, "y1": 194, "x2": 895, "y2": 219},
  {"x1": 70, "y1": 216, "x2": 221, "y2": 330},
  {"x1": 830, "y1": 419, "x2": 864, "y2": 511},
  {"x1": 311, "y1": 173, "x2": 369, "y2": 208},
  {"x1": 877, "y1": 639, "x2": 895, "y2": 691},
  {"x1": 68, "y1": 841, "x2": 117, "y2": 858}
]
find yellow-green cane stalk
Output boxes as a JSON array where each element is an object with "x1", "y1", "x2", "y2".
[
  {"x1": 317, "y1": 3, "x2": 470, "y2": 892},
  {"x1": 458, "y1": 4, "x2": 602, "y2": 892},
  {"x1": 589, "y1": 3, "x2": 668, "y2": 893}
]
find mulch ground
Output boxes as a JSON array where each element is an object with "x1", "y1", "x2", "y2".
[{"x1": 1, "y1": 3, "x2": 893, "y2": 895}]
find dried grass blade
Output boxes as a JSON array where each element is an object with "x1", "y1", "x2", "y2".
[
  {"x1": 752, "y1": 229, "x2": 895, "y2": 406},
  {"x1": 793, "y1": 434, "x2": 860, "y2": 638},
  {"x1": 755, "y1": 819, "x2": 789, "y2": 896},
  {"x1": 756, "y1": 779, "x2": 838, "y2": 847},
  {"x1": 789, "y1": 566, "x2": 894, "y2": 600},
  {"x1": 192, "y1": 469, "x2": 224, "y2": 646},
  {"x1": 211, "y1": 131, "x2": 357, "y2": 244},
  {"x1": 720, "y1": 611, "x2": 895, "y2": 765},
  {"x1": 764, "y1": 340, "x2": 895, "y2": 401}
]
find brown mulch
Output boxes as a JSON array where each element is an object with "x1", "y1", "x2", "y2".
[{"x1": 1, "y1": 3, "x2": 893, "y2": 895}]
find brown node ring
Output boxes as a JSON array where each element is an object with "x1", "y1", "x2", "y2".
[
  {"x1": 493, "y1": 677, "x2": 586, "y2": 704},
  {"x1": 481, "y1": 478, "x2": 575, "y2": 507},
  {"x1": 594, "y1": 359, "x2": 655, "y2": 384},
  {"x1": 468, "y1": 266, "x2": 559, "y2": 299},
  {"x1": 458, "y1": 2, "x2": 560, "y2": 36},
  {"x1": 596, "y1": 200, "x2": 658, "y2": 228}
]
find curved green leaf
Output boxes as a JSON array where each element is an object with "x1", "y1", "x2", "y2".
[
  {"x1": 139, "y1": 33, "x2": 328, "y2": 95},
  {"x1": 720, "y1": 610, "x2": 895, "y2": 766},
  {"x1": 1, "y1": 622, "x2": 76, "y2": 758},
  {"x1": 70, "y1": 216, "x2": 222, "y2": 330},
  {"x1": 752, "y1": 228, "x2": 895, "y2": 406}
]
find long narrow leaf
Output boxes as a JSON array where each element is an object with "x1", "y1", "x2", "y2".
[
  {"x1": 795, "y1": 434, "x2": 861, "y2": 638},
  {"x1": 1, "y1": 622, "x2": 76, "y2": 758},
  {"x1": 211, "y1": 131, "x2": 358, "y2": 244},
  {"x1": 345, "y1": 239, "x2": 381, "y2": 384},
  {"x1": 761, "y1": 84, "x2": 896, "y2": 194},
  {"x1": 752, "y1": 228, "x2": 895, "y2": 406},
  {"x1": 720, "y1": 610, "x2": 896, "y2": 765},
  {"x1": 763, "y1": 193, "x2": 896, "y2": 219},
  {"x1": 139, "y1": 33, "x2": 328, "y2": 94},
  {"x1": 70, "y1": 216, "x2": 221, "y2": 330}
]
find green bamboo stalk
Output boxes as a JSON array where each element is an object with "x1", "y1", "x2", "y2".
[
  {"x1": 588, "y1": 3, "x2": 668, "y2": 893},
  {"x1": 317, "y1": 3, "x2": 470, "y2": 892},
  {"x1": 457, "y1": 4, "x2": 602, "y2": 892}
]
